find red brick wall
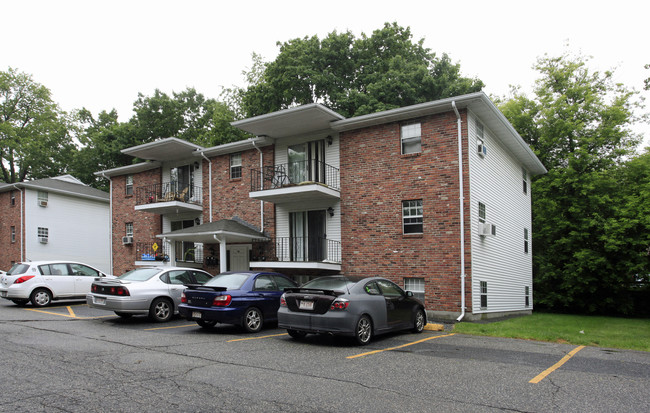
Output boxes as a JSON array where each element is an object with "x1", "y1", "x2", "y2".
[
  {"x1": 208, "y1": 147, "x2": 275, "y2": 237},
  {"x1": 0, "y1": 190, "x2": 23, "y2": 270},
  {"x1": 340, "y1": 110, "x2": 472, "y2": 313},
  {"x1": 111, "y1": 170, "x2": 163, "y2": 276}
]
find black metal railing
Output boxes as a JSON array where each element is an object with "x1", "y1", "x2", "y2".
[
  {"x1": 251, "y1": 160, "x2": 340, "y2": 192},
  {"x1": 135, "y1": 241, "x2": 172, "y2": 262},
  {"x1": 135, "y1": 182, "x2": 202, "y2": 206},
  {"x1": 174, "y1": 242, "x2": 204, "y2": 264},
  {"x1": 251, "y1": 237, "x2": 341, "y2": 264}
]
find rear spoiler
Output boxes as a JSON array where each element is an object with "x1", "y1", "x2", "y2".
[
  {"x1": 184, "y1": 284, "x2": 228, "y2": 292},
  {"x1": 283, "y1": 287, "x2": 346, "y2": 296}
]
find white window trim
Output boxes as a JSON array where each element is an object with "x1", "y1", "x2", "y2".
[
  {"x1": 230, "y1": 153, "x2": 242, "y2": 179},
  {"x1": 400, "y1": 122, "x2": 422, "y2": 155},
  {"x1": 402, "y1": 199, "x2": 423, "y2": 234}
]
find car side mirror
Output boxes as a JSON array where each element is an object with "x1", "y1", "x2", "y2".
[{"x1": 406, "y1": 291, "x2": 413, "y2": 297}]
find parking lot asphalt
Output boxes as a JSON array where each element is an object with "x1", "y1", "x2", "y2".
[{"x1": 0, "y1": 300, "x2": 648, "y2": 412}]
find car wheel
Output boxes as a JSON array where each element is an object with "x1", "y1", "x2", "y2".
[
  {"x1": 11, "y1": 299, "x2": 28, "y2": 307},
  {"x1": 30, "y1": 288, "x2": 52, "y2": 307},
  {"x1": 114, "y1": 312, "x2": 132, "y2": 319},
  {"x1": 355, "y1": 315, "x2": 373, "y2": 345},
  {"x1": 197, "y1": 320, "x2": 217, "y2": 329},
  {"x1": 149, "y1": 298, "x2": 173, "y2": 323},
  {"x1": 412, "y1": 308, "x2": 426, "y2": 333},
  {"x1": 287, "y1": 329, "x2": 307, "y2": 340},
  {"x1": 242, "y1": 307, "x2": 263, "y2": 333}
]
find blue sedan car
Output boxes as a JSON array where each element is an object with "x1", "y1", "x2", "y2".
[{"x1": 178, "y1": 271, "x2": 297, "y2": 332}]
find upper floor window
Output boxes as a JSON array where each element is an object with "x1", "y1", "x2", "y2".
[
  {"x1": 402, "y1": 200, "x2": 423, "y2": 234},
  {"x1": 478, "y1": 202, "x2": 486, "y2": 223},
  {"x1": 11, "y1": 226, "x2": 16, "y2": 243},
  {"x1": 524, "y1": 228, "x2": 529, "y2": 253},
  {"x1": 522, "y1": 168, "x2": 528, "y2": 194},
  {"x1": 126, "y1": 222, "x2": 134, "y2": 237},
  {"x1": 125, "y1": 175, "x2": 134, "y2": 196},
  {"x1": 10, "y1": 191, "x2": 15, "y2": 206},
  {"x1": 37, "y1": 191, "x2": 48, "y2": 207},
  {"x1": 401, "y1": 122, "x2": 421, "y2": 155},
  {"x1": 38, "y1": 227, "x2": 49, "y2": 244},
  {"x1": 230, "y1": 153, "x2": 242, "y2": 179},
  {"x1": 476, "y1": 122, "x2": 486, "y2": 157}
]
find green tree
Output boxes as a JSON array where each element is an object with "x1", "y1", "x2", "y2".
[
  {"x1": 238, "y1": 22, "x2": 484, "y2": 118},
  {"x1": 0, "y1": 67, "x2": 74, "y2": 182},
  {"x1": 500, "y1": 53, "x2": 643, "y2": 314}
]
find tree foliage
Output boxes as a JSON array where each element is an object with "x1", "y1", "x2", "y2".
[
  {"x1": 238, "y1": 22, "x2": 484, "y2": 118},
  {"x1": 500, "y1": 53, "x2": 646, "y2": 314},
  {"x1": 0, "y1": 67, "x2": 75, "y2": 183}
]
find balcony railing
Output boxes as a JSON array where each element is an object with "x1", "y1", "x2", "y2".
[
  {"x1": 251, "y1": 160, "x2": 340, "y2": 192},
  {"x1": 135, "y1": 182, "x2": 202, "y2": 206},
  {"x1": 135, "y1": 241, "x2": 172, "y2": 262},
  {"x1": 252, "y1": 237, "x2": 341, "y2": 264}
]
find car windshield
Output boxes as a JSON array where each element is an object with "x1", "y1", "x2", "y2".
[
  {"x1": 301, "y1": 277, "x2": 357, "y2": 291},
  {"x1": 118, "y1": 268, "x2": 162, "y2": 281},
  {"x1": 203, "y1": 273, "x2": 251, "y2": 290},
  {"x1": 7, "y1": 264, "x2": 30, "y2": 275}
]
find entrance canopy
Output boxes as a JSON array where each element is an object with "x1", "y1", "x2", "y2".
[{"x1": 157, "y1": 219, "x2": 267, "y2": 244}]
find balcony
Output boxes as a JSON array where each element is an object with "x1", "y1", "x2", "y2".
[
  {"x1": 250, "y1": 160, "x2": 340, "y2": 203},
  {"x1": 250, "y1": 237, "x2": 341, "y2": 271},
  {"x1": 134, "y1": 182, "x2": 202, "y2": 214},
  {"x1": 135, "y1": 241, "x2": 172, "y2": 266}
]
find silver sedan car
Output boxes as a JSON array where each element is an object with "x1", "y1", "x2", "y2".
[{"x1": 86, "y1": 267, "x2": 213, "y2": 322}]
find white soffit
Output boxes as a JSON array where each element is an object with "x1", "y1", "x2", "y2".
[
  {"x1": 122, "y1": 137, "x2": 205, "y2": 161},
  {"x1": 231, "y1": 104, "x2": 345, "y2": 138}
]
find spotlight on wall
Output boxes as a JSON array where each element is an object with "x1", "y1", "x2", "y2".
[
  {"x1": 194, "y1": 218, "x2": 201, "y2": 225},
  {"x1": 326, "y1": 135, "x2": 333, "y2": 146},
  {"x1": 327, "y1": 207, "x2": 335, "y2": 217}
]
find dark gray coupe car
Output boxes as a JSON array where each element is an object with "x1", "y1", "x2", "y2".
[{"x1": 278, "y1": 275, "x2": 427, "y2": 345}]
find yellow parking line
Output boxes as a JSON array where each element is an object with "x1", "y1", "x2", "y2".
[
  {"x1": 26, "y1": 308, "x2": 76, "y2": 318},
  {"x1": 67, "y1": 306, "x2": 76, "y2": 317},
  {"x1": 144, "y1": 324, "x2": 197, "y2": 331},
  {"x1": 228, "y1": 333, "x2": 288, "y2": 342},
  {"x1": 347, "y1": 333, "x2": 456, "y2": 359},
  {"x1": 529, "y1": 345, "x2": 585, "y2": 384}
]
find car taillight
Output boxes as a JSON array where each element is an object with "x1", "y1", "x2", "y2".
[
  {"x1": 110, "y1": 286, "x2": 129, "y2": 296},
  {"x1": 14, "y1": 276, "x2": 35, "y2": 284},
  {"x1": 213, "y1": 294, "x2": 232, "y2": 307},
  {"x1": 92, "y1": 284, "x2": 130, "y2": 296},
  {"x1": 181, "y1": 292, "x2": 187, "y2": 303},
  {"x1": 330, "y1": 298, "x2": 349, "y2": 311},
  {"x1": 279, "y1": 293, "x2": 287, "y2": 307}
]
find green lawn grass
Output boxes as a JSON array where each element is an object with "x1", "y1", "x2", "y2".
[{"x1": 452, "y1": 313, "x2": 650, "y2": 352}]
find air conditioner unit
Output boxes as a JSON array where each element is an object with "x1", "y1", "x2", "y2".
[
  {"x1": 122, "y1": 236, "x2": 133, "y2": 245},
  {"x1": 477, "y1": 139, "x2": 487, "y2": 157},
  {"x1": 39, "y1": 237, "x2": 48, "y2": 244},
  {"x1": 39, "y1": 200, "x2": 48, "y2": 207},
  {"x1": 479, "y1": 222, "x2": 495, "y2": 236}
]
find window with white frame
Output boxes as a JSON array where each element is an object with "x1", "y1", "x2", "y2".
[
  {"x1": 401, "y1": 122, "x2": 421, "y2": 155},
  {"x1": 404, "y1": 277, "x2": 425, "y2": 302},
  {"x1": 480, "y1": 281, "x2": 488, "y2": 309},
  {"x1": 125, "y1": 175, "x2": 134, "y2": 196},
  {"x1": 402, "y1": 200, "x2": 423, "y2": 234},
  {"x1": 522, "y1": 168, "x2": 528, "y2": 194},
  {"x1": 38, "y1": 227, "x2": 49, "y2": 243},
  {"x1": 126, "y1": 222, "x2": 134, "y2": 237},
  {"x1": 478, "y1": 202, "x2": 486, "y2": 223},
  {"x1": 10, "y1": 191, "x2": 15, "y2": 206},
  {"x1": 524, "y1": 228, "x2": 529, "y2": 253},
  {"x1": 11, "y1": 226, "x2": 16, "y2": 243},
  {"x1": 230, "y1": 153, "x2": 242, "y2": 179},
  {"x1": 476, "y1": 121, "x2": 486, "y2": 156},
  {"x1": 37, "y1": 191, "x2": 48, "y2": 206},
  {"x1": 525, "y1": 286, "x2": 530, "y2": 307}
]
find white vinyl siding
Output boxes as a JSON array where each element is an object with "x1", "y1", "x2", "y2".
[
  {"x1": 467, "y1": 112, "x2": 533, "y2": 314},
  {"x1": 23, "y1": 189, "x2": 110, "y2": 273}
]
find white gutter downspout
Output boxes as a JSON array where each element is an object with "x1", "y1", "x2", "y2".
[
  {"x1": 214, "y1": 234, "x2": 227, "y2": 273},
  {"x1": 12, "y1": 185, "x2": 24, "y2": 262},
  {"x1": 251, "y1": 138, "x2": 264, "y2": 232},
  {"x1": 99, "y1": 174, "x2": 113, "y2": 274},
  {"x1": 200, "y1": 152, "x2": 212, "y2": 222},
  {"x1": 452, "y1": 101, "x2": 466, "y2": 322}
]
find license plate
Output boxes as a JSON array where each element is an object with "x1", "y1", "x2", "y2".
[
  {"x1": 192, "y1": 311, "x2": 202, "y2": 319},
  {"x1": 299, "y1": 300, "x2": 314, "y2": 310},
  {"x1": 0, "y1": 291, "x2": 7, "y2": 298},
  {"x1": 93, "y1": 296, "x2": 106, "y2": 305}
]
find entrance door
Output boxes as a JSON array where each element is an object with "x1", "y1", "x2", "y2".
[
  {"x1": 290, "y1": 210, "x2": 326, "y2": 262},
  {"x1": 307, "y1": 210, "x2": 326, "y2": 261},
  {"x1": 229, "y1": 246, "x2": 249, "y2": 271}
]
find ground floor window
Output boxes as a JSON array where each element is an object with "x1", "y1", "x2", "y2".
[
  {"x1": 38, "y1": 227, "x2": 49, "y2": 243},
  {"x1": 480, "y1": 281, "x2": 488, "y2": 309},
  {"x1": 404, "y1": 277, "x2": 425, "y2": 302},
  {"x1": 525, "y1": 286, "x2": 530, "y2": 307}
]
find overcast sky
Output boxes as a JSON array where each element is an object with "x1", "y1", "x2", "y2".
[{"x1": 2, "y1": 0, "x2": 648, "y2": 146}]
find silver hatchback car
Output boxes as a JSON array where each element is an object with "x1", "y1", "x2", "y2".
[
  {"x1": 0, "y1": 261, "x2": 112, "y2": 307},
  {"x1": 86, "y1": 266, "x2": 213, "y2": 322}
]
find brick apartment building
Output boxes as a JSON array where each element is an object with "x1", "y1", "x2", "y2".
[{"x1": 96, "y1": 92, "x2": 546, "y2": 321}]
